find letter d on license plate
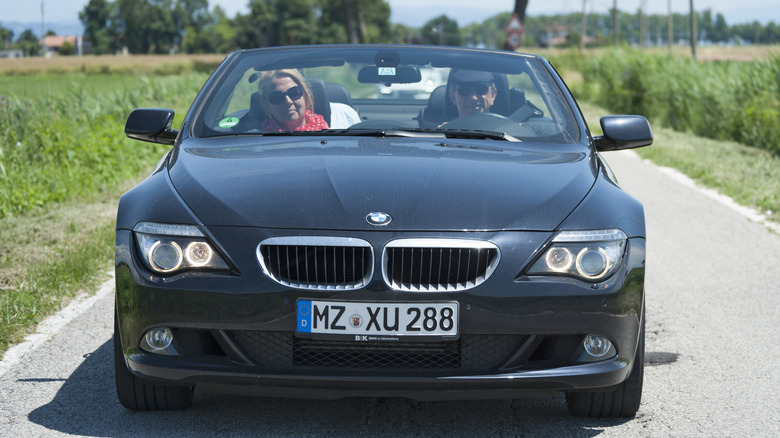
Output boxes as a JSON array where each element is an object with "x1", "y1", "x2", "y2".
[{"x1": 297, "y1": 300, "x2": 459, "y2": 339}]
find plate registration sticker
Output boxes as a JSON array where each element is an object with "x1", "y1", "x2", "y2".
[{"x1": 296, "y1": 300, "x2": 459, "y2": 340}]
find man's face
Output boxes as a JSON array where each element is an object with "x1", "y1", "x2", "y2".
[{"x1": 449, "y1": 82, "x2": 497, "y2": 117}]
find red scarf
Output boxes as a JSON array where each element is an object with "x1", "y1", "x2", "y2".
[{"x1": 262, "y1": 110, "x2": 329, "y2": 132}]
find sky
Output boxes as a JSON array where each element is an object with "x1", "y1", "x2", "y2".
[{"x1": 1, "y1": 0, "x2": 778, "y2": 31}]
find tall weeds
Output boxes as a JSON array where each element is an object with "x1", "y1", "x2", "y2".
[
  {"x1": 572, "y1": 49, "x2": 780, "y2": 155},
  {"x1": 0, "y1": 73, "x2": 208, "y2": 218}
]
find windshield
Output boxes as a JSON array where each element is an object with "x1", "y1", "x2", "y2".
[{"x1": 191, "y1": 45, "x2": 581, "y2": 144}]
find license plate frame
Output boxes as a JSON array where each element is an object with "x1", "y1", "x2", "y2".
[{"x1": 296, "y1": 299, "x2": 459, "y2": 342}]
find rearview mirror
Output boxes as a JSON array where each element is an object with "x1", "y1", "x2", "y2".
[
  {"x1": 358, "y1": 66, "x2": 422, "y2": 84},
  {"x1": 594, "y1": 115, "x2": 653, "y2": 151},
  {"x1": 125, "y1": 108, "x2": 178, "y2": 145}
]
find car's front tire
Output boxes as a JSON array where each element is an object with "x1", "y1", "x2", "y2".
[
  {"x1": 114, "y1": 310, "x2": 194, "y2": 410},
  {"x1": 565, "y1": 318, "x2": 645, "y2": 418}
]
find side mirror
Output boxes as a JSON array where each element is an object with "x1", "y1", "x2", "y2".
[
  {"x1": 125, "y1": 108, "x2": 178, "y2": 145},
  {"x1": 594, "y1": 115, "x2": 653, "y2": 151}
]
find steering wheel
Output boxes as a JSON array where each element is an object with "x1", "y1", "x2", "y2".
[{"x1": 442, "y1": 112, "x2": 534, "y2": 138}]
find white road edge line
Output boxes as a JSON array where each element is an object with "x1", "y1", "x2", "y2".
[
  {"x1": 620, "y1": 150, "x2": 780, "y2": 235},
  {"x1": 0, "y1": 272, "x2": 115, "y2": 378}
]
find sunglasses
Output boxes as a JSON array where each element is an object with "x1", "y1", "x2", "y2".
[
  {"x1": 267, "y1": 86, "x2": 304, "y2": 105},
  {"x1": 456, "y1": 83, "x2": 492, "y2": 97}
]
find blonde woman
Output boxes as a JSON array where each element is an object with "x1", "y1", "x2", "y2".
[{"x1": 259, "y1": 69, "x2": 329, "y2": 131}]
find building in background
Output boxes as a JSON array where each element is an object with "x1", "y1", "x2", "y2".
[{"x1": 39, "y1": 34, "x2": 89, "y2": 56}]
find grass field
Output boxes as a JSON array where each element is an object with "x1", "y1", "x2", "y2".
[
  {"x1": 1, "y1": 57, "x2": 211, "y2": 355},
  {"x1": 0, "y1": 73, "x2": 153, "y2": 100},
  {"x1": 0, "y1": 53, "x2": 225, "y2": 76}
]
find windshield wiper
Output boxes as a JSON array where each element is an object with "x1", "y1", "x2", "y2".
[
  {"x1": 438, "y1": 129, "x2": 520, "y2": 142},
  {"x1": 322, "y1": 129, "x2": 445, "y2": 138},
  {"x1": 321, "y1": 128, "x2": 518, "y2": 141}
]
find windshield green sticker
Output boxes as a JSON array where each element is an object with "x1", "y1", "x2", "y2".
[{"x1": 218, "y1": 117, "x2": 239, "y2": 128}]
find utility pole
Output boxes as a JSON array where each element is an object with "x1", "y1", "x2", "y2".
[
  {"x1": 640, "y1": 0, "x2": 648, "y2": 48},
  {"x1": 612, "y1": 0, "x2": 619, "y2": 45},
  {"x1": 580, "y1": 0, "x2": 587, "y2": 51},
  {"x1": 689, "y1": 0, "x2": 697, "y2": 59},
  {"x1": 668, "y1": 0, "x2": 673, "y2": 53},
  {"x1": 40, "y1": 1, "x2": 46, "y2": 55}
]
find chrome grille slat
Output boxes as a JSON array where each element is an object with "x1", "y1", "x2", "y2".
[
  {"x1": 259, "y1": 237, "x2": 499, "y2": 292},
  {"x1": 258, "y1": 237, "x2": 373, "y2": 290},
  {"x1": 382, "y1": 239, "x2": 500, "y2": 292}
]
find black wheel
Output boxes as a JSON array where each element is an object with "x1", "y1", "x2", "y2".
[
  {"x1": 114, "y1": 310, "x2": 194, "y2": 411},
  {"x1": 566, "y1": 318, "x2": 645, "y2": 418}
]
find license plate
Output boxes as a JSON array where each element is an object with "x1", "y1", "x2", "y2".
[{"x1": 296, "y1": 300, "x2": 459, "y2": 341}]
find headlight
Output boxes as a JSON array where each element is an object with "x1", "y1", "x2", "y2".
[
  {"x1": 133, "y1": 222, "x2": 229, "y2": 274},
  {"x1": 527, "y1": 229, "x2": 627, "y2": 282}
]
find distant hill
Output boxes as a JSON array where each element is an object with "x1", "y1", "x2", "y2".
[{"x1": 0, "y1": 21, "x2": 84, "y2": 39}]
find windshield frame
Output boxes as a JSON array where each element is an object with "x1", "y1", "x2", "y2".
[{"x1": 186, "y1": 45, "x2": 585, "y2": 146}]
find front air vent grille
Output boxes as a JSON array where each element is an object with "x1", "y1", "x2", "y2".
[
  {"x1": 230, "y1": 331, "x2": 526, "y2": 371},
  {"x1": 382, "y1": 239, "x2": 500, "y2": 291},
  {"x1": 258, "y1": 237, "x2": 373, "y2": 290}
]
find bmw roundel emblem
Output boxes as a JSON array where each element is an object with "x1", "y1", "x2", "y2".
[{"x1": 366, "y1": 212, "x2": 392, "y2": 226}]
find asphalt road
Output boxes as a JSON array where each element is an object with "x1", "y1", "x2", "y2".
[{"x1": 1, "y1": 150, "x2": 779, "y2": 437}]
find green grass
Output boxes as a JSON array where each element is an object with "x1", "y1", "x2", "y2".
[
  {"x1": 580, "y1": 101, "x2": 780, "y2": 220},
  {"x1": 569, "y1": 49, "x2": 780, "y2": 155},
  {"x1": 0, "y1": 72, "x2": 207, "y2": 218},
  {"x1": 0, "y1": 219, "x2": 115, "y2": 354},
  {"x1": 0, "y1": 74, "x2": 145, "y2": 100},
  {"x1": 0, "y1": 69, "x2": 205, "y2": 358}
]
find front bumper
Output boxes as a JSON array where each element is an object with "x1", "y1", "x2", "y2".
[
  {"x1": 115, "y1": 228, "x2": 645, "y2": 400},
  {"x1": 126, "y1": 354, "x2": 632, "y2": 400}
]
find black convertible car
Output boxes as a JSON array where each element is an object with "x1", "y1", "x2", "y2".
[{"x1": 115, "y1": 44, "x2": 651, "y2": 417}]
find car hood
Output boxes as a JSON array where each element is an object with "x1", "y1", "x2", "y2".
[{"x1": 168, "y1": 137, "x2": 596, "y2": 231}]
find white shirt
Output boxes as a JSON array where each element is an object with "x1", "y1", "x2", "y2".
[{"x1": 329, "y1": 103, "x2": 361, "y2": 128}]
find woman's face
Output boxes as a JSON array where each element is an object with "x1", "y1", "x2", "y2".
[{"x1": 265, "y1": 76, "x2": 306, "y2": 129}]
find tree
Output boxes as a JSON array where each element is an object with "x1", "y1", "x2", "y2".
[
  {"x1": 177, "y1": 0, "x2": 220, "y2": 53},
  {"x1": 711, "y1": 13, "x2": 728, "y2": 42},
  {"x1": 211, "y1": 6, "x2": 238, "y2": 52},
  {"x1": 277, "y1": 0, "x2": 318, "y2": 45},
  {"x1": 0, "y1": 25, "x2": 13, "y2": 48},
  {"x1": 356, "y1": 0, "x2": 391, "y2": 43},
  {"x1": 422, "y1": 15, "x2": 460, "y2": 46},
  {"x1": 59, "y1": 41, "x2": 76, "y2": 55},
  {"x1": 176, "y1": 0, "x2": 210, "y2": 29},
  {"x1": 115, "y1": 0, "x2": 179, "y2": 54},
  {"x1": 316, "y1": 0, "x2": 350, "y2": 44},
  {"x1": 316, "y1": 0, "x2": 390, "y2": 44},
  {"x1": 15, "y1": 29, "x2": 41, "y2": 56},
  {"x1": 233, "y1": 0, "x2": 288, "y2": 48},
  {"x1": 79, "y1": 0, "x2": 115, "y2": 54}
]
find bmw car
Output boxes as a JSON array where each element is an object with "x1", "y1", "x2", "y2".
[{"x1": 115, "y1": 44, "x2": 651, "y2": 417}]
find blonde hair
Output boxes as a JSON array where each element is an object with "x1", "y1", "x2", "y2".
[{"x1": 259, "y1": 69, "x2": 314, "y2": 113}]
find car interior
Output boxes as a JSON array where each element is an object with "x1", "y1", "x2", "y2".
[{"x1": 194, "y1": 50, "x2": 580, "y2": 144}]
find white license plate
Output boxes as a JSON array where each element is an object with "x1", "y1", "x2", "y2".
[{"x1": 296, "y1": 300, "x2": 459, "y2": 340}]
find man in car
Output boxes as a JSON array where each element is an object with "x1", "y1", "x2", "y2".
[{"x1": 447, "y1": 69, "x2": 498, "y2": 117}]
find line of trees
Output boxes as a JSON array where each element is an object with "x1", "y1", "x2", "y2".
[
  {"x1": 77, "y1": 0, "x2": 392, "y2": 55},
  {"x1": 2, "y1": 1, "x2": 779, "y2": 56},
  {"x1": 460, "y1": 9, "x2": 780, "y2": 50}
]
